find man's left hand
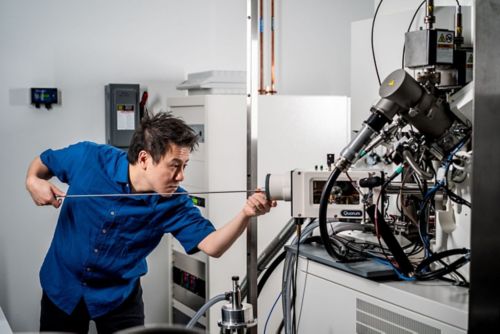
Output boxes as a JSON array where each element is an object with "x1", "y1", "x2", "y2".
[{"x1": 243, "y1": 189, "x2": 277, "y2": 217}]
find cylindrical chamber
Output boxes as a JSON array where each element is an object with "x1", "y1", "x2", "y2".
[
  {"x1": 265, "y1": 173, "x2": 291, "y2": 201},
  {"x1": 218, "y1": 302, "x2": 256, "y2": 332},
  {"x1": 380, "y1": 69, "x2": 455, "y2": 140},
  {"x1": 379, "y1": 69, "x2": 423, "y2": 108}
]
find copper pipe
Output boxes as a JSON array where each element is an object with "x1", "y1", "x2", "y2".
[
  {"x1": 269, "y1": 0, "x2": 277, "y2": 94},
  {"x1": 258, "y1": 0, "x2": 265, "y2": 94}
]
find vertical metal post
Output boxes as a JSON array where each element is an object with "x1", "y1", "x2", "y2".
[
  {"x1": 246, "y1": 0, "x2": 259, "y2": 332},
  {"x1": 469, "y1": 0, "x2": 500, "y2": 332}
]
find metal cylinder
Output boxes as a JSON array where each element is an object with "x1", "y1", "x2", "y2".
[
  {"x1": 379, "y1": 69, "x2": 423, "y2": 109},
  {"x1": 218, "y1": 276, "x2": 256, "y2": 333},
  {"x1": 265, "y1": 173, "x2": 291, "y2": 201},
  {"x1": 219, "y1": 302, "x2": 256, "y2": 331},
  {"x1": 340, "y1": 123, "x2": 377, "y2": 164},
  {"x1": 379, "y1": 69, "x2": 455, "y2": 140},
  {"x1": 424, "y1": 0, "x2": 435, "y2": 30}
]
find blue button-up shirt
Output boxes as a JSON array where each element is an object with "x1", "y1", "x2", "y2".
[{"x1": 39, "y1": 141, "x2": 215, "y2": 317}]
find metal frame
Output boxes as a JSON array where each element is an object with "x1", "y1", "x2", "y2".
[
  {"x1": 469, "y1": 0, "x2": 500, "y2": 332},
  {"x1": 246, "y1": 0, "x2": 259, "y2": 332}
]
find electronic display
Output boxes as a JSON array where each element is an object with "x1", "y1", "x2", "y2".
[{"x1": 31, "y1": 88, "x2": 58, "y2": 106}]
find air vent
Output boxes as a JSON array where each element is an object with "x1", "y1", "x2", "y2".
[{"x1": 356, "y1": 299, "x2": 440, "y2": 334}]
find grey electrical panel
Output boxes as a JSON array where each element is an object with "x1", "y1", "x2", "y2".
[{"x1": 105, "y1": 84, "x2": 140, "y2": 148}]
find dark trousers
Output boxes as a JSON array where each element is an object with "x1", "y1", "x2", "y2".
[{"x1": 40, "y1": 282, "x2": 145, "y2": 334}]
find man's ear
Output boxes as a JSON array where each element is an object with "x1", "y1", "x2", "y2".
[{"x1": 137, "y1": 150, "x2": 150, "y2": 170}]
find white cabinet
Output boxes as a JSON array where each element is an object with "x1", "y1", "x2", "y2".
[{"x1": 167, "y1": 94, "x2": 350, "y2": 333}]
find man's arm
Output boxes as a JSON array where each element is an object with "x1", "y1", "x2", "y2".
[
  {"x1": 197, "y1": 191, "x2": 277, "y2": 258},
  {"x1": 25, "y1": 156, "x2": 65, "y2": 208}
]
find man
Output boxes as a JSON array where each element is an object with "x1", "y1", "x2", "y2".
[{"x1": 25, "y1": 112, "x2": 276, "y2": 333}]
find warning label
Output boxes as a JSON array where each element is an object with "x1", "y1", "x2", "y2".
[
  {"x1": 467, "y1": 53, "x2": 474, "y2": 65},
  {"x1": 438, "y1": 32, "x2": 453, "y2": 44},
  {"x1": 436, "y1": 31, "x2": 454, "y2": 64}
]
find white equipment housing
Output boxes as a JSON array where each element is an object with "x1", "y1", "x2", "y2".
[
  {"x1": 295, "y1": 254, "x2": 468, "y2": 333},
  {"x1": 267, "y1": 170, "x2": 381, "y2": 220},
  {"x1": 291, "y1": 170, "x2": 366, "y2": 219},
  {"x1": 167, "y1": 94, "x2": 351, "y2": 333}
]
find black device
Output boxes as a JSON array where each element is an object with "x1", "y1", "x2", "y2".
[
  {"x1": 404, "y1": 29, "x2": 455, "y2": 68},
  {"x1": 105, "y1": 84, "x2": 140, "y2": 149},
  {"x1": 31, "y1": 88, "x2": 58, "y2": 109},
  {"x1": 454, "y1": 47, "x2": 474, "y2": 86}
]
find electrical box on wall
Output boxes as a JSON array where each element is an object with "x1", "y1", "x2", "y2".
[{"x1": 105, "y1": 84, "x2": 140, "y2": 148}]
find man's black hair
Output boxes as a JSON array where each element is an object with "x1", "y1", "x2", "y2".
[{"x1": 127, "y1": 112, "x2": 199, "y2": 164}]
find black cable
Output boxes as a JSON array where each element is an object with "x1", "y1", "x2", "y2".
[
  {"x1": 257, "y1": 251, "x2": 286, "y2": 297},
  {"x1": 444, "y1": 186, "x2": 471, "y2": 208},
  {"x1": 292, "y1": 225, "x2": 301, "y2": 334},
  {"x1": 440, "y1": 275, "x2": 469, "y2": 287},
  {"x1": 296, "y1": 251, "x2": 309, "y2": 331},
  {"x1": 416, "y1": 180, "x2": 471, "y2": 283},
  {"x1": 334, "y1": 233, "x2": 422, "y2": 259},
  {"x1": 402, "y1": 0, "x2": 426, "y2": 68},
  {"x1": 371, "y1": 0, "x2": 384, "y2": 85},
  {"x1": 437, "y1": 257, "x2": 468, "y2": 285},
  {"x1": 415, "y1": 248, "x2": 470, "y2": 281},
  {"x1": 275, "y1": 319, "x2": 284, "y2": 334},
  {"x1": 418, "y1": 186, "x2": 435, "y2": 252},
  {"x1": 319, "y1": 168, "x2": 347, "y2": 260}
]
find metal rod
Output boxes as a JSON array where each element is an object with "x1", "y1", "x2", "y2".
[
  {"x1": 56, "y1": 189, "x2": 261, "y2": 199},
  {"x1": 384, "y1": 183, "x2": 441, "y2": 195},
  {"x1": 247, "y1": 0, "x2": 259, "y2": 331}
]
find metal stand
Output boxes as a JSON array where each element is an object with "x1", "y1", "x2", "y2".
[{"x1": 218, "y1": 277, "x2": 257, "y2": 334}]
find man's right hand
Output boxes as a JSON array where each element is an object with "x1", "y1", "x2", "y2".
[
  {"x1": 26, "y1": 156, "x2": 65, "y2": 208},
  {"x1": 26, "y1": 177, "x2": 65, "y2": 208}
]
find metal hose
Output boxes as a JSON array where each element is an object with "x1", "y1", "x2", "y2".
[
  {"x1": 186, "y1": 293, "x2": 227, "y2": 329},
  {"x1": 403, "y1": 150, "x2": 434, "y2": 180}
]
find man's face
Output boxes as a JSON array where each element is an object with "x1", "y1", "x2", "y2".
[{"x1": 143, "y1": 144, "x2": 190, "y2": 196}]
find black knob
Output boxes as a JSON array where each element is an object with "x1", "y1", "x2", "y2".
[{"x1": 359, "y1": 176, "x2": 383, "y2": 189}]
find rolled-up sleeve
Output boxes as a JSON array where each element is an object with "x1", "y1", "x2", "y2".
[
  {"x1": 40, "y1": 142, "x2": 92, "y2": 184},
  {"x1": 169, "y1": 196, "x2": 216, "y2": 254}
]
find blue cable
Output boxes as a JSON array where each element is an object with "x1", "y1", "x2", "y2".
[
  {"x1": 264, "y1": 292, "x2": 282, "y2": 334},
  {"x1": 418, "y1": 139, "x2": 468, "y2": 260},
  {"x1": 372, "y1": 257, "x2": 416, "y2": 281},
  {"x1": 418, "y1": 180, "x2": 444, "y2": 254}
]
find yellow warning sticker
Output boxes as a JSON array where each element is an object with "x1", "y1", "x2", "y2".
[
  {"x1": 467, "y1": 53, "x2": 473, "y2": 64},
  {"x1": 437, "y1": 32, "x2": 454, "y2": 45}
]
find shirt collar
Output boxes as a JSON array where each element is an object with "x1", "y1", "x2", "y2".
[
  {"x1": 112, "y1": 153, "x2": 179, "y2": 207},
  {"x1": 113, "y1": 153, "x2": 162, "y2": 206},
  {"x1": 113, "y1": 153, "x2": 130, "y2": 185}
]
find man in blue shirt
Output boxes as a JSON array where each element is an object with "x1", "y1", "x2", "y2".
[{"x1": 25, "y1": 112, "x2": 276, "y2": 333}]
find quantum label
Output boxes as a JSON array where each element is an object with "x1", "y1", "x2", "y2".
[{"x1": 341, "y1": 210, "x2": 363, "y2": 217}]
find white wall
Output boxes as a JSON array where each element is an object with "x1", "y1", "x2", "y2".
[
  {"x1": 278, "y1": 0, "x2": 373, "y2": 95},
  {"x1": 0, "y1": 0, "x2": 373, "y2": 331},
  {"x1": 0, "y1": 0, "x2": 222, "y2": 331}
]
